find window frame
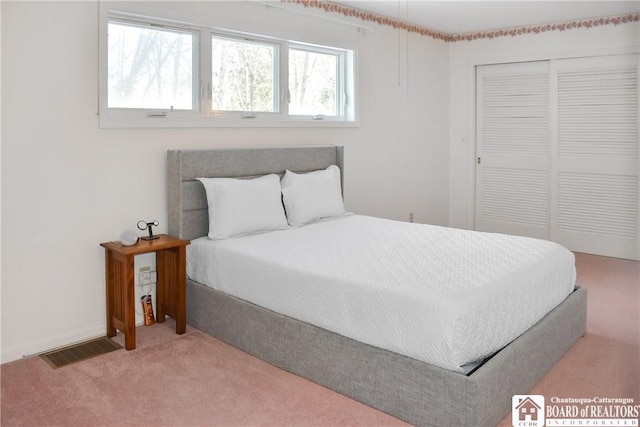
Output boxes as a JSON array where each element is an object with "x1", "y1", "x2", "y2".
[
  {"x1": 208, "y1": 32, "x2": 282, "y2": 118},
  {"x1": 105, "y1": 16, "x2": 201, "y2": 117},
  {"x1": 99, "y1": 3, "x2": 357, "y2": 128},
  {"x1": 287, "y1": 42, "x2": 347, "y2": 120}
]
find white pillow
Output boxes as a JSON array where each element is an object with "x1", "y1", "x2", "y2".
[
  {"x1": 197, "y1": 174, "x2": 288, "y2": 240},
  {"x1": 281, "y1": 165, "x2": 347, "y2": 226}
]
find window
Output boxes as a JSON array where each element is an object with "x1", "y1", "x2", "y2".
[
  {"x1": 211, "y1": 36, "x2": 278, "y2": 113},
  {"x1": 108, "y1": 20, "x2": 196, "y2": 110},
  {"x1": 289, "y1": 47, "x2": 341, "y2": 117},
  {"x1": 99, "y1": 6, "x2": 356, "y2": 127}
]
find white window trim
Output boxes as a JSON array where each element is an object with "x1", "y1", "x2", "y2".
[{"x1": 98, "y1": 2, "x2": 358, "y2": 129}]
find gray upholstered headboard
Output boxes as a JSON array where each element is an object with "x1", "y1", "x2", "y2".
[{"x1": 167, "y1": 146, "x2": 344, "y2": 241}]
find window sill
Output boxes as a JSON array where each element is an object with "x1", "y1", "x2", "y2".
[{"x1": 98, "y1": 115, "x2": 359, "y2": 129}]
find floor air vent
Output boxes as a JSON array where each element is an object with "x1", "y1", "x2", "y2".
[{"x1": 40, "y1": 337, "x2": 122, "y2": 369}]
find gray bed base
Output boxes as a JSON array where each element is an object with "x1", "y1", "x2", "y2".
[{"x1": 167, "y1": 146, "x2": 587, "y2": 427}]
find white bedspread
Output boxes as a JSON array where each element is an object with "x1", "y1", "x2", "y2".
[{"x1": 187, "y1": 215, "x2": 576, "y2": 373}]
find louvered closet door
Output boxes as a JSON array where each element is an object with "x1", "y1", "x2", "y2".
[
  {"x1": 550, "y1": 55, "x2": 639, "y2": 260},
  {"x1": 476, "y1": 62, "x2": 551, "y2": 239},
  {"x1": 476, "y1": 55, "x2": 639, "y2": 260}
]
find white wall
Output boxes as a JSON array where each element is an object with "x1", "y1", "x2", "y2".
[
  {"x1": 448, "y1": 22, "x2": 640, "y2": 230},
  {"x1": 0, "y1": 1, "x2": 449, "y2": 362}
]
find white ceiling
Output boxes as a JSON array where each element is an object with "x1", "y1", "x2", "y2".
[{"x1": 334, "y1": 1, "x2": 640, "y2": 34}]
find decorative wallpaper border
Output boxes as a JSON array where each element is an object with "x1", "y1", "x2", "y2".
[
  {"x1": 285, "y1": 0, "x2": 640, "y2": 42},
  {"x1": 451, "y1": 13, "x2": 639, "y2": 42}
]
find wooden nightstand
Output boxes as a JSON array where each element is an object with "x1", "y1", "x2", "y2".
[{"x1": 100, "y1": 234, "x2": 190, "y2": 350}]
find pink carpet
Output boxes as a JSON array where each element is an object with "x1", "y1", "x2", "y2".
[
  {"x1": 498, "y1": 253, "x2": 639, "y2": 426},
  {"x1": 1, "y1": 252, "x2": 638, "y2": 426},
  {"x1": 0, "y1": 322, "x2": 406, "y2": 426}
]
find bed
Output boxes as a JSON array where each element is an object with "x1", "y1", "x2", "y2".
[{"x1": 167, "y1": 145, "x2": 587, "y2": 426}]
